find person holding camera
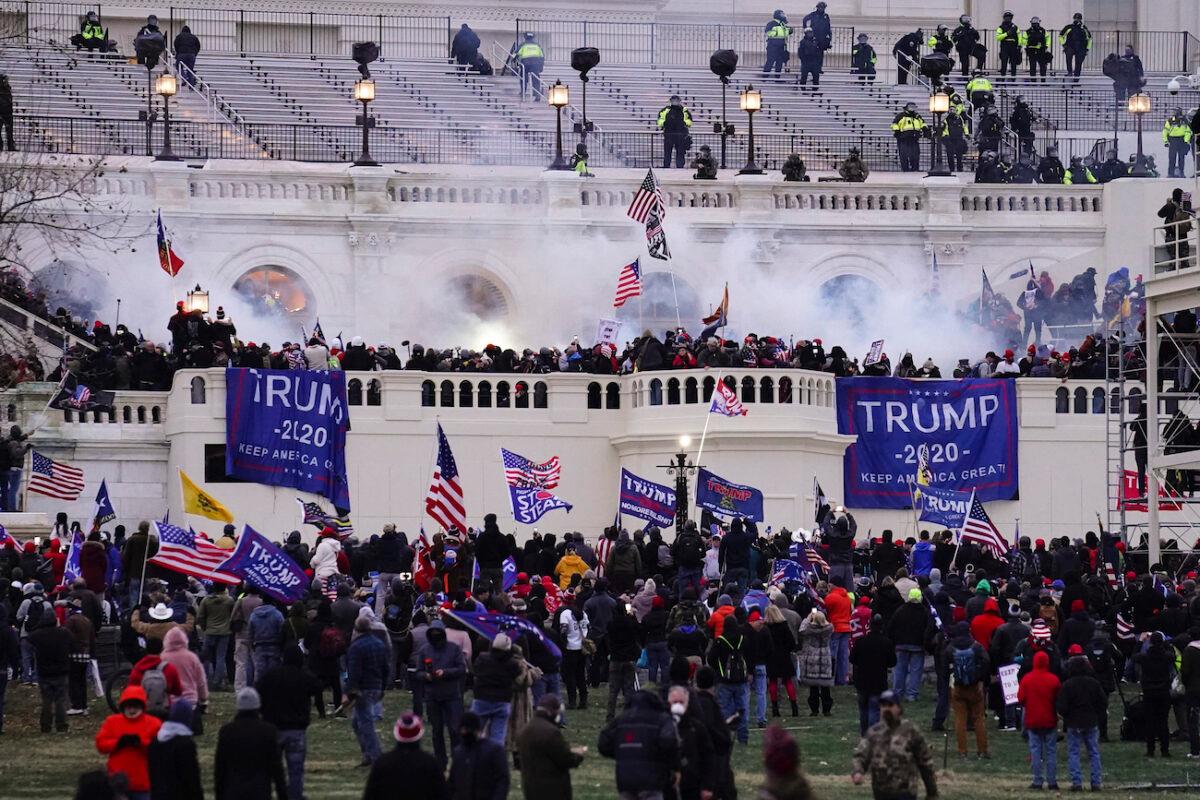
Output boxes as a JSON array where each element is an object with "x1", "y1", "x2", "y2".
[{"x1": 657, "y1": 95, "x2": 693, "y2": 169}]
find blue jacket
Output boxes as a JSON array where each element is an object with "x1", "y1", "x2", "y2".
[
  {"x1": 247, "y1": 603, "x2": 284, "y2": 647},
  {"x1": 346, "y1": 632, "x2": 391, "y2": 693},
  {"x1": 911, "y1": 541, "x2": 935, "y2": 577}
]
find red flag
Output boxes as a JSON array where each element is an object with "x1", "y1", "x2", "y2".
[{"x1": 413, "y1": 531, "x2": 436, "y2": 592}]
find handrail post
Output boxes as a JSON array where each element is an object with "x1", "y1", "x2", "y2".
[
  {"x1": 1184, "y1": 31, "x2": 1190, "y2": 75},
  {"x1": 238, "y1": 9, "x2": 244, "y2": 55},
  {"x1": 309, "y1": 12, "x2": 314, "y2": 57},
  {"x1": 650, "y1": 22, "x2": 656, "y2": 68},
  {"x1": 378, "y1": 15, "x2": 384, "y2": 59}
]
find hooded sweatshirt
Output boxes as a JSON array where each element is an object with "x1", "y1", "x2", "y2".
[
  {"x1": 95, "y1": 686, "x2": 163, "y2": 792},
  {"x1": 1017, "y1": 650, "x2": 1061, "y2": 730},
  {"x1": 970, "y1": 598, "x2": 1004, "y2": 648},
  {"x1": 161, "y1": 627, "x2": 208, "y2": 706}
]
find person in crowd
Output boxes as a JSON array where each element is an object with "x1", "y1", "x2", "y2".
[
  {"x1": 413, "y1": 618, "x2": 467, "y2": 766},
  {"x1": 516, "y1": 694, "x2": 584, "y2": 799},
  {"x1": 346, "y1": 615, "x2": 391, "y2": 766},
  {"x1": 598, "y1": 689, "x2": 679, "y2": 799},
  {"x1": 29, "y1": 610, "x2": 71, "y2": 732},
  {"x1": 1057, "y1": 653, "x2": 1106, "y2": 790},
  {"x1": 471, "y1": 632, "x2": 521, "y2": 744},
  {"x1": 231, "y1": 585, "x2": 263, "y2": 691},
  {"x1": 1135, "y1": 631, "x2": 1176, "y2": 757},
  {"x1": 128, "y1": 637, "x2": 183, "y2": 718},
  {"x1": 657, "y1": 95, "x2": 693, "y2": 170},
  {"x1": 852, "y1": 691, "x2": 938, "y2": 800},
  {"x1": 796, "y1": 28, "x2": 823, "y2": 89},
  {"x1": 258, "y1": 644, "x2": 322, "y2": 800},
  {"x1": 944, "y1": 620, "x2": 990, "y2": 758},
  {"x1": 850, "y1": 613, "x2": 894, "y2": 736},
  {"x1": 1018, "y1": 650, "x2": 1061, "y2": 790},
  {"x1": 449, "y1": 710, "x2": 510, "y2": 800},
  {"x1": 797, "y1": 608, "x2": 834, "y2": 716},
  {"x1": 364, "y1": 712, "x2": 448, "y2": 800},
  {"x1": 887, "y1": 589, "x2": 928, "y2": 701},
  {"x1": 95, "y1": 686, "x2": 162, "y2": 800},
  {"x1": 197, "y1": 583, "x2": 234, "y2": 690},
  {"x1": 160, "y1": 627, "x2": 207, "y2": 728},
  {"x1": 147, "y1": 699, "x2": 203, "y2": 800},
  {"x1": 214, "y1": 688, "x2": 288, "y2": 800}
]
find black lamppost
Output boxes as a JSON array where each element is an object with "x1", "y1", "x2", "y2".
[
  {"x1": 571, "y1": 47, "x2": 599, "y2": 146},
  {"x1": 352, "y1": 79, "x2": 379, "y2": 167},
  {"x1": 659, "y1": 434, "x2": 701, "y2": 534},
  {"x1": 926, "y1": 89, "x2": 951, "y2": 177},
  {"x1": 547, "y1": 80, "x2": 571, "y2": 170},
  {"x1": 1128, "y1": 92, "x2": 1152, "y2": 177},
  {"x1": 738, "y1": 85, "x2": 763, "y2": 175},
  {"x1": 710, "y1": 49, "x2": 739, "y2": 170},
  {"x1": 154, "y1": 72, "x2": 182, "y2": 161}
]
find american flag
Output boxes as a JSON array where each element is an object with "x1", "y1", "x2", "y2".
[
  {"x1": 286, "y1": 348, "x2": 305, "y2": 370},
  {"x1": 321, "y1": 574, "x2": 340, "y2": 602},
  {"x1": 709, "y1": 380, "x2": 747, "y2": 417},
  {"x1": 1115, "y1": 613, "x2": 1134, "y2": 640},
  {"x1": 501, "y1": 448, "x2": 561, "y2": 489},
  {"x1": 426, "y1": 424, "x2": 467, "y2": 533},
  {"x1": 297, "y1": 499, "x2": 326, "y2": 527},
  {"x1": 626, "y1": 169, "x2": 665, "y2": 223},
  {"x1": 801, "y1": 539, "x2": 829, "y2": 572},
  {"x1": 28, "y1": 450, "x2": 86, "y2": 501},
  {"x1": 1104, "y1": 560, "x2": 1121, "y2": 590},
  {"x1": 771, "y1": 558, "x2": 806, "y2": 584},
  {"x1": 644, "y1": 205, "x2": 671, "y2": 261},
  {"x1": 149, "y1": 522, "x2": 240, "y2": 584},
  {"x1": 613, "y1": 258, "x2": 643, "y2": 308},
  {"x1": 595, "y1": 535, "x2": 614, "y2": 578},
  {"x1": 961, "y1": 492, "x2": 1008, "y2": 560}
]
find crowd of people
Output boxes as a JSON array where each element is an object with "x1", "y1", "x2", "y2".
[{"x1": 3, "y1": 504, "x2": 1200, "y2": 799}]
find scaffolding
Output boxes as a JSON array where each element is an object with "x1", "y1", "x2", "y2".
[{"x1": 1105, "y1": 212, "x2": 1200, "y2": 569}]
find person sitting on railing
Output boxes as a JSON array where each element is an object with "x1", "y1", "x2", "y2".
[
  {"x1": 513, "y1": 32, "x2": 545, "y2": 100},
  {"x1": 1035, "y1": 146, "x2": 1066, "y2": 184},
  {"x1": 70, "y1": 11, "x2": 113, "y2": 54},
  {"x1": 1093, "y1": 149, "x2": 1128, "y2": 183},
  {"x1": 851, "y1": 33, "x2": 876, "y2": 84},
  {"x1": 173, "y1": 25, "x2": 201, "y2": 88}
]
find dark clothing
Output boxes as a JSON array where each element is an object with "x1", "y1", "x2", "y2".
[
  {"x1": 173, "y1": 31, "x2": 200, "y2": 57},
  {"x1": 473, "y1": 649, "x2": 521, "y2": 702},
  {"x1": 597, "y1": 691, "x2": 680, "y2": 794},
  {"x1": 28, "y1": 624, "x2": 72, "y2": 678},
  {"x1": 516, "y1": 712, "x2": 584, "y2": 799},
  {"x1": 850, "y1": 630, "x2": 895, "y2": 695},
  {"x1": 345, "y1": 632, "x2": 390, "y2": 694},
  {"x1": 148, "y1": 732, "x2": 204, "y2": 800},
  {"x1": 364, "y1": 743, "x2": 448, "y2": 800},
  {"x1": 1056, "y1": 668, "x2": 1107, "y2": 729},
  {"x1": 448, "y1": 736, "x2": 509, "y2": 800},
  {"x1": 451, "y1": 26, "x2": 482, "y2": 67},
  {"x1": 258, "y1": 663, "x2": 322, "y2": 730},
  {"x1": 214, "y1": 711, "x2": 287, "y2": 800}
]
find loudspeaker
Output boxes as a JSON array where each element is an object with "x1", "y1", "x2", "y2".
[
  {"x1": 571, "y1": 47, "x2": 600, "y2": 77},
  {"x1": 710, "y1": 49, "x2": 739, "y2": 79},
  {"x1": 352, "y1": 41, "x2": 379, "y2": 78}
]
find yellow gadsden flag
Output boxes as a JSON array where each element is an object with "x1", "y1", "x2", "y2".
[{"x1": 180, "y1": 469, "x2": 234, "y2": 523}]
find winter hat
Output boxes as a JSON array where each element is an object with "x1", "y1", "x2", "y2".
[
  {"x1": 716, "y1": 594, "x2": 733, "y2": 607},
  {"x1": 975, "y1": 579, "x2": 991, "y2": 594},
  {"x1": 1067, "y1": 644, "x2": 1084, "y2": 656},
  {"x1": 763, "y1": 724, "x2": 799, "y2": 777},
  {"x1": 393, "y1": 712, "x2": 424, "y2": 743},
  {"x1": 907, "y1": 588, "x2": 923, "y2": 603},
  {"x1": 748, "y1": 609, "x2": 762, "y2": 623},
  {"x1": 1070, "y1": 599, "x2": 1086, "y2": 614},
  {"x1": 492, "y1": 633, "x2": 512, "y2": 652},
  {"x1": 1030, "y1": 620, "x2": 1051, "y2": 641},
  {"x1": 695, "y1": 666, "x2": 716, "y2": 690},
  {"x1": 236, "y1": 688, "x2": 262, "y2": 711},
  {"x1": 167, "y1": 698, "x2": 195, "y2": 727}
]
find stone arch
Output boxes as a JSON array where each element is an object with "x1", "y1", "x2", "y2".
[{"x1": 211, "y1": 243, "x2": 342, "y2": 324}]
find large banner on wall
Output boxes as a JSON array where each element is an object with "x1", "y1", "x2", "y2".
[
  {"x1": 225, "y1": 368, "x2": 351, "y2": 509},
  {"x1": 836, "y1": 378, "x2": 1019, "y2": 509}
]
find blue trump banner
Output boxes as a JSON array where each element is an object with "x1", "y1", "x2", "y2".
[
  {"x1": 918, "y1": 485, "x2": 973, "y2": 528},
  {"x1": 218, "y1": 524, "x2": 307, "y2": 603},
  {"x1": 444, "y1": 609, "x2": 562, "y2": 659},
  {"x1": 509, "y1": 486, "x2": 573, "y2": 525},
  {"x1": 836, "y1": 378, "x2": 1019, "y2": 509},
  {"x1": 225, "y1": 368, "x2": 350, "y2": 509},
  {"x1": 501, "y1": 556, "x2": 518, "y2": 591},
  {"x1": 695, "y1": 468, "x2": 764, "y2": 522},
  {"x1": 618, "y1": 468, "x2": 676, "y2": 528}
]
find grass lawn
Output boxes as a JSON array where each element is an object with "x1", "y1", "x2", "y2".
[{"x1": 0, "y1": 682, "x2": 1196, "y2": 798}]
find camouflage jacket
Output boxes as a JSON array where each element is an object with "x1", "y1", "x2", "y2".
[{"x1": 852, "y1": 718, "x2": 937, "y2": 799}]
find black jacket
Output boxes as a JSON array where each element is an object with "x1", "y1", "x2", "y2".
[
  {"x1": 475, "y1": 523, "x2": 509, "y2": 569},
  {"x1": 607, "y1": 609, "x2": 642, "y2": 662},
  {"x1": 173, "y1": 30, "x2": 200, "y2": 57},
  {"x1": 148, "y1": 732, "x2": 204, "y2": 800},
  {"x1": 28, "y1": 624, "x2": 71, "y2": 678},
  {"x1": 1056, "y1": 661, "x2": 1107, "y2": 728},
  {"x1": 692, "y1": 689, "x2": 732, "y2": 755},
  {"x1": 598, "y1": 691, "x2": 680, "y2": 793},
  {"x1": 449, "y1": 736, "x2": 509, "y2": 800},
  {"x1": 893, "y1": 32, "x2": 922, "y2": 60},
  {"x1": 1134, "y1": 643, "x2": 1175, "y2": 699},
  {"x1": 472, "y1": 649, "x2": 520, "y2": 702},
  {"x1": 364, "y1": 743, "x2": 448, "y2": 800},
  {"x1": 850, "y1": 630, "x2": 895, "y2": 695},
  {"x1": 676, "y1": 706, "x2": 716, "y2": 799},
  {"x1": 257, "y1": 660, "x2": 322, "y2": 730},
  {"x1": 886, "y1": 602, "x2": 928, "y2": 648},
  {"x1": 213, "y1": 711, "x2": 287, "y2": 800}
]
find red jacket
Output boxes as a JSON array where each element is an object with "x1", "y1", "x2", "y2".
[
  {"x1": 1017, "y1": 650, "x2": 1061, "y2": 730},
  {"x1": 970, "y1": 599, "x2": 1004, "y2": 649},
  {"x1": 95, "y1": 686, "x2": 163, "y2": 792},
  {"x1": 128, "y1": 654, "x2": 184, "y2": 700},
  {"x1": 824, "y1": 586, "x2": 852, "y2": 633},
  {"x1": 708, "y1": 605, "x2": 736, "y2": 638}
]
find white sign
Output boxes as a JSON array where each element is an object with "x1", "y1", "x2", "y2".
[
  {"x1": 596, "y1": 318, "x2": 623, "y2": 347},
  {"x1": 999, "y1": 663, "x2": 1020, "y2": 706},
  {"x1": 866, "y1": 339, "x2": 885, "y2": 365}
]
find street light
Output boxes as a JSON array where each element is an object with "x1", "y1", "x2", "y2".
[
  {"x1": 186, "y1": 284, "x2": 209, "y2": 314},
  {"x1": 738, "y1": 85, "x2": 763, "y2": 175},
  {"x1": 547, "y1": 79, "x2": 571, "y2": 171},
  {"x1": 926, "y1": 90, "x2": 951, "y2": 177},
  {"x1": 659, "y1": 435, "x2": 701, "y2": 534},
  {"x1": 153, "y1": 72, "x2": 181, "y2": 162},
  {"x1": 352, "y1": 79, "x2": 379, "y2": 167},
  {"x1": 570, "y1": 47, "x2": 599, "y2": 146},
  {"x1": 1128, "y1": 92, "x2": 1152, "y2": 177}
]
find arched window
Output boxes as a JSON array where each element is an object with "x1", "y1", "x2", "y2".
[
  {"x1": 347, "y1": 378, "x2": 363, "y2": 406},
  {"x1": 702, "y1": 376, "x2": 716, "y2": 402},
  {"x1": 151, "y1": 406, "x2": 161, "y2": 424},
  {"x1": 439, "y1": 380, "x2": 455, "y2": 407},
  {"x1": 459, "y1": 381, "x2": 474, "y2": 408},
  {"x1": 649, "y1": 378, "x2": 663, "y2": 406},
  {"x1": 122, "y1": 405, "x2": 132, "y2": 423},
  {"x1": 421, "y1": 380, "x2": 435, "y2": 407},
  {"x1": 760, "y1": 377, "x2": 774, "y2": 404},
  {"x1": 685, "y1": 378, "x2": 698, "y2": 404},
  {"x1": 478, "y1": 381, "x2": 493, "y2": 408},
  {"x1": 533, "y1": 381, "x2": 548, "y2": 408},
  {"x1": 232, "y1": 265, "x2": 314, "y2": 320},
  {"x1": 190, "y1": 376, "x2": 206, "y2": 404},
  {"x1": 779, "y1": 377, "x2": 794, "y2": 403},
  {"x1": 515, "y1": 381, "x2": 529, "y2": 409},
  {"x1": 587, "y1": 382, "x2": 602, "y2": 409},
  {"x1": 1055, "y1": 387, "x2": 1069, "y2": 414},
  {"x1": 367, "y1": 379, "x2": 382, "y2": 406},
  {"x1": 741, "y1": 376, "x2": 755, "y2": 403},
  {"x1": 5, "y1": 404, "x2": 14, "y2": 422},
  {"x1": 606, "y1": 382, "x2": 620, "y2": 409},
  {"x1": 1091, "y1": 387, "x2": 1105, "y2": 414},
  {"x1": 497, "y1": 381, "x2": 511, "y2": 408},
  {"x1": 1109, "y1": 387, "x2": 1120, "y2": 414},
  {"x1": 137, "y1": 406, "x2": 146, "y2": 423},
  {"x1": 1073, "y1": 386, "x2": 1087, "y2": 414},
  {"x1": 1127, "y1": 387, "x2": 1143, "y2": 414},
  {"x1": 667, "y1": 378, "x2": 681, "y2": 405}
]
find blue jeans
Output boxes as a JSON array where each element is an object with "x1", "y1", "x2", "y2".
[
  {"x1": 470, "y1": 698, "x2": 512, "y2": 746},
  {"x1": 278, "y1": 728, "x2": 306, "y2": 800},
  {"x1": 427, "y1": 695, "x2": 463, "y2": 767},
  {"x1": 20, "y1": 638, "x2": 37, "y2": 684},
  {"x1": 675, "y1": 568, "x2": 702, "y2": 598},
  {"x1": 857, "y1": 690, "x2": 880, "y2": 735},
  {"x1": 1028, "y1": 728, "x2": 1058, "y2": 787},
  {"x1": 829, "y1": 632, "x2": 850, "y2": 685},
  {"x1": 647, "y1": 642, "x2": 671, "y2": 686},
  {"x1": 252, "y1": 644, "x2": 282, "y2": 680},
  {"x1": 893, "y1": 647, "x2": 923, "y2": 700},
  {"x1": 201, "y1": 633, "x2": 230, "y2": 688},
  {"x1": 753, "y1": 665, "x2": 768, "y2": 723},
  {"x1": 352, "y1": 689, "x2": 383, "y2": 763},
  {"x1": 716, "y1": 682, "x2": 749, "y2": 744},
  {"x1": 7, "y1": 467, "x2": 21, "y2": 511},
  {"x1": 1066, "y1": 727, "x2": 1101, "y2": 788},
  {"x1": 532, "y1": 673, "x2": 564, "y2": 724}
]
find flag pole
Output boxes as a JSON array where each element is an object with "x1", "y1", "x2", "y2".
[
  {"x1": 951, "y1": 488, "x2": 975, "y2": 571},
  {"x1": 906, "y1": 479, "x2": 921, "y2": 541},
  {"x1": 690, "y1": 406, "x2": 714, "y2": 522},
  {"x1": 419, "y1": 418, "x2": 442, "y2": 531},
  {"x1": 668, "y1": 271, "x2": 682, "y2": 330}
]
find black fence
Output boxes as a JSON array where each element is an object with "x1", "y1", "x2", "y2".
[
  {"x1": 10, "y1": 114, "x2": 1111, "y2": 174},
  {"x1": 966, "y1": 28, "x2": 1195, "y2": 75},
  {"x1": 1002, "y1": 86, "x2": 1188, "y2": 132},
  {"x1": 0, "y1": 1, "x2": 451, "y2": 58}
]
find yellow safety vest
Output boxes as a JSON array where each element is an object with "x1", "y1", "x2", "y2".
[
  {"x1": 966, "y1": 77, "x2": 993, "y2": 93},
  {"x1": 657, "y1": 106, "x2": 693, "y2": 129},
  {"x1": 766, "y1": 21, "x2": 790, "y2": 40},
  {"x1": 1164, "y1": 118, "x2": 1192, "y2": 143},
  {"x1": 891, "y1": 113, "x2": 926, "y2": 133},
  {"x1": 995, "y1": 25, "x2": 1021, "y2": 44},
  {"x1": 517, "y1": 42, "x2": 544, "y2": 60},
  {"x1": 1026, "y1": 29, "x2": 1050, "y2": 50},
  {"x1": 1064, "y1": 167, "x2": 1097, "y2": 185},
  {"x1": 82, "y1": 22, "x2": 103, "y2": 39}
]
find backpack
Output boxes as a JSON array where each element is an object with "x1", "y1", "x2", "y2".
[
  {"x1": 952, "y1": 644, "x2": 978, "y2": 686},
  {"x1": 677, "y1": 534, "x2": 704, "y2": 569},
  {"x1": 22, "y1": 597, "x2": 46, "y2": 634},
  {"x1": 719, "y1": 635, "x2": 747, "y2": 683},
  {"x1": 318, "y1": 625, "x2": 347, "y2": 659},
  {"x1": 1120, "y1": 698, "x2": 1146, "y2": 741},
  {"x1": 141, "y1": 664, "x2": 169, "y2": 716}
]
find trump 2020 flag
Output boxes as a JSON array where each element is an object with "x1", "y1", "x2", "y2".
[
  {"x1": 93, "y1": 479, "x2": 117, "y2": 527},
  {"x1": 446, "y1": 609, "x2": 562, "y2": 659},
  {"x1": 61, "y1": 528, "x2": 83, "y2": 586},
  {"x1": 710, "y1": 380, "x2": 746, "y2": 417},
  {"x1": 509, "y1": 486, "x2": 573, "y2": 525},
  {"x1": 501, "y1": 556, "x2": 518, "y2": 591},
  {"x1": 217, "y1": 524, "x2": 307, "y2": 604},
  {"x1": 618, "y1": 468, "x2": 676, "y2": 529},
  {"x1": 771, "y1": 558, "x2": 806, "y2": 585},
  {"x1": 917, "y1": 484, "x2": 972, "y2": 528}
]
